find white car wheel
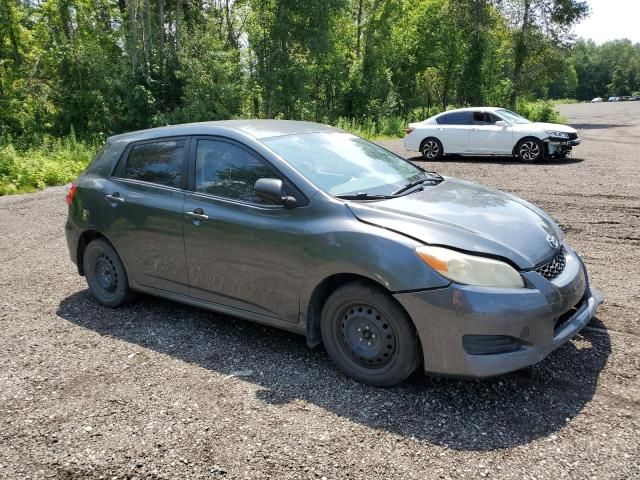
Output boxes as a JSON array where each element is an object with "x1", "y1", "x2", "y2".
[
  {"x1": 517, "y1": 139, "x2": 543, "y2": 162},
  {"x1": 420, "y1": 138, "x2": 443, "y2": 160}
]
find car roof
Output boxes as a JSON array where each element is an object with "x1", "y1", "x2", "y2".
[
  {"x1": 436, "y1": 107, "x2": 504, "y2": 115},
  {"x1": 107, "y1": 119, "x2": 340, "y2": 143}
]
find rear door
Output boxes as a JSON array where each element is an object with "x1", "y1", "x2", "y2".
[
  {"x1": 101, "y1": 137, "x2": 190, "y2": 294},
  {"x1": 468, "y1": 111, "x2": 514, "y2": 154},
  {"x1": 436, "y1": 112, "x2": 471, "y2": 153},
  {"x1": 182, "y1": 137, "x2": 308, "y2": 323}
]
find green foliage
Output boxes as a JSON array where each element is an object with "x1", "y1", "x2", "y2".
[
  {"x1": 0, "y1": 135, "x2": 96, "y2": 195},
  {"x1": 515, "y1": 100, "x2": 562, "y2": 123},
  {"x1": 0, "y1": 0, "x2": 632, "y2": 194},
  {"x1": 567, "y1": 39, "x2": 640, "y2": 100}
]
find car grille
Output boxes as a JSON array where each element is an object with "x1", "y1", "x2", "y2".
[
  {"x1": 535, "y1": 247, "x2": 566, "y2": 280},
  {"x1": 567, "y1": 132, "x2": 578, "y2": 140}
]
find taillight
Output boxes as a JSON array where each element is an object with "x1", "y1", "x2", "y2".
[
  {"x1": 66, "y1": 182, "x2": 77, "y2": 205},
  {"x1": 403, "y1": 127, "x2": 415, "y2": 135}
]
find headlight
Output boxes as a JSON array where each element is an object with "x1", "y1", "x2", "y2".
[
  {"x1": 545, "y1": 130, "x2": 569, "y2": 139},
  {"x1": 416, "y1": 246, "x2": 524, "y2": 288}
]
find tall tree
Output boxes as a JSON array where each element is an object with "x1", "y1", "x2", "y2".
[{"x1": 498, "y1": 0, "x2": 588, "y2": 107}]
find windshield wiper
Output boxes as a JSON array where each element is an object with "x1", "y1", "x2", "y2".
[
  {"x1": 335, "y1": 192, "x2": 394, "y2": 200},
  {"x1": 392, "y1": 171, "x2": 443, "y2": 196}
]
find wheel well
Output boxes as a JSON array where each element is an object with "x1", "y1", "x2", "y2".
[
  {"x1": 76, "y1": 230, "x2": 107, "y2": 275},
  {"x1": 305, "y1": 274, "x2": 416, "y2": 350}
]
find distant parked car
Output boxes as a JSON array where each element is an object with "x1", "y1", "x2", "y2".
[
  {"x1": 64, "y1": 120, "x2": 602, "y2": 386},
  {"x1": 608, "y1": 96, "x2": 619, "y2": 102},
  {"x1": 591, "y1": 97, "x2": 603, "y2": 103},
  {"x1": 403, "y1": 107, "x2": 580, "y2": 162},
  {"x1": 630, "y1": 96, "x2": 640, "y2": 101}
]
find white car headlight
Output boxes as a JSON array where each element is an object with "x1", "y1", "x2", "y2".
[
  {"x1": 416, "y1": 246, "x2": 525, "y2": 288},
  {"x1": 545, "y1": 130, "x2": 569, "y2": 139}
]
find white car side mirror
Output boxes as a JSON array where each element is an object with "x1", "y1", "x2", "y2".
[{"x1": 495, "y1": 120, "x2": 507, "y2": 127}]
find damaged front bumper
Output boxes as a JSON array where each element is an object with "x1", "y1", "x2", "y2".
[{"x1": 545, "y1": 135, "x2": 581, "y2": 158}]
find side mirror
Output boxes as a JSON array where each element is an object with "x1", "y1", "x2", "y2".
[
  {"x1": 254, "y1": 178, "x2": 297, "y2": 208},
  {"x1": 495, "y1": 120, "x2": 507, "y2": 127}
]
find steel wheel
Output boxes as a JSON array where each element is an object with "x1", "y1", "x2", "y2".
[
  {"x1": 320, "y1": 281, "x2": 421, "y2": 386},
  {"x1": 517, "y1": 139, "x2": 542, "y2": 162},
  {"x1": 340, "y1": 304, "x2": 397, "y2": 367},
  {"x1": 94, "y1": 253, "x2": 119, "y2": 294},
  {"x1": 421, "y1": 138, "x2": 442, "y2": 160},
  {"x1": 83, "y1": 238, "x2": 134, "y2": 308}
]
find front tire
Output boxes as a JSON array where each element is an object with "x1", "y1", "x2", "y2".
[
  {"x1": 83, "y1": 238, "x2": 134, "y2": 308},
  {"x1": 320, "y1": 281, "x2": 421, "y2": 386},
  {"x1": 420, "y1": 137, "x2": 443, "y2": 161},
  {"x1": 516, "y1": 138, "x2": 544, "y2": 162}
]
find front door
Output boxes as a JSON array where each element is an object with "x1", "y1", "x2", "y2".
[
  {"x1": 468, "y1": 112, "x2": 514, "y2": 154},
  {"x1": 101, "y1": 137, "x2": 189, "y2": 294},
  {"x1": 183, "y1": 137, "x2": 307, "y2": 323}
]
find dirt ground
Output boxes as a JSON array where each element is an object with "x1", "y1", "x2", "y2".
[{"x1": 1, "y1": 102, "x2": 638, "y2": 479}]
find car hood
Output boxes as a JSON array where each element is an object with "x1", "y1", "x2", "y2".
[
  {"x1": 514, "y1": 122, "x2": 577, "y2": 134},
  {"x1": 347, "y1": 178, "x2": 563, "y2": 269}
]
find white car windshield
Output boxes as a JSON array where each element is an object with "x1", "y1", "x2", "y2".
[
  {"x1": 264, "y1": 132, "x2": 424, "y2": 197},
  {"x1": 497, "y1": 109, "x2": 531, "y2": 124}
]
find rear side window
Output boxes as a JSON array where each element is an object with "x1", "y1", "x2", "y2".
[
  {"x1": 123, "y1": 140, "x2": 185, "y2": 188},
  {"x1": 194, "y1": 139, "x2": 278, "y2": 203},
  {"x1": 436, "y1": 112, "x2": 470, "y2": 125}
]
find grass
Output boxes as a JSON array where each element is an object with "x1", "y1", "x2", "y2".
[{"x1": 0, "y1": 135, "x2": 98, "y2": 195}]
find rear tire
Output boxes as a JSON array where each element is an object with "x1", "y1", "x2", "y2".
[
  {"x1": 516, "y1": 138, "x2": 544, "y2": 162},
  {"x1": 83, "y1": 239, "x2": 134, "y2": 308},
  {"x1": 320, "y1": 281, "x2": 421, "y2": 386},
  {"x1": 420, "y1": 137, "x2": 443, "y2": 161}
]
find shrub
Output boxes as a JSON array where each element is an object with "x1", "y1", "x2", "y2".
[
  {"x1": 515, "y1": 100, "x2": 563, "y2": 123},
  {"x1": 0, "y1": 135, "x2": 98, "y2": 195}
]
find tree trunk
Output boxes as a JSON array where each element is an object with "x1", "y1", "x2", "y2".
[
  {"x1": 510, "y1": 0, "x2": 531, "y2": 109},
  {"x1": 355, "y1": 0, "x2": 363, "y2": 58},
  {"x1": 175, "y1": 0, "x2": 181, "y2": 51},
  {"x1": 127, "y1": 0, "x2": 138, "y2": 71},
  {"x1": 3, "y1": 0, "x2": 21, "y2": 66},
  {"x1": 158, "y1": 0, "x2": 164, "y2": 53}
]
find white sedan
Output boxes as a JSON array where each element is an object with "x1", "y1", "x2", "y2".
[{"x1": 403, "y1": 107, "x2": 580, "y2": 162}]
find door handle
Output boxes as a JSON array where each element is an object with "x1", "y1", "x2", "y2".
[
  {"x1": 105, "y1": 193, "x2": 125, "y2": 204},
  {"x1": 185, "y1": 208, "x2": 209, "y2": 221}
]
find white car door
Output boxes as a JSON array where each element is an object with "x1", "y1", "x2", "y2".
[
  {"x1": 435, "y1": 111, "x2": 471, "y2": 153},
  {"x1": 468, "y1": 112, "x2": 513, "y2": 154}
]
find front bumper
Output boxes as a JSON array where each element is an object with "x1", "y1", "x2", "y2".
[
  {"x1": 394, "y1": 244, "x2": 603, "y2": 377},
  {"x1": 545, "y1": 136, "x2": 581, "y2": 157}
]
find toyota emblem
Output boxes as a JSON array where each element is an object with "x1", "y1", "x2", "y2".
[{"x1": 546, "y1": 234, "x2": 559, "y2": 249}]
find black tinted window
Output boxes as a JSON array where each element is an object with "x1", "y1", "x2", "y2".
[
  {"x1": 436, "y1": 112, "x2": 470, "y2": 125},
  {"x1": 195, "y1": 140, "x2": 277, "y2": 203},
  {"x1": 472, "y1": 112, "x2": 500, "y2": 124},
  {"x1": 124, "y1": 140, "x2": 184, "y2": 188}
]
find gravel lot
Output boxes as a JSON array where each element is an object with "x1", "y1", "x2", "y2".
[{"x1": 1, "y1": 102, "x2": 639, "y2": 479}]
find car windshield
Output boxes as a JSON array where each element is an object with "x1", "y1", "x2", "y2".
[
  {"x1": 497, "y1": 109, "x2": 531, "y2": 124},
  {"x1": 263, "y1": 132, "x2": 424, "y2": 197}
]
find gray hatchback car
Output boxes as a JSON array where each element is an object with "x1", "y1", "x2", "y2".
[{"x1": 65, "y1": 120, "x2": 602, "y2": 386}]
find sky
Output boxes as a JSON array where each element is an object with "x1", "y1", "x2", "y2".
[{"x1": 572, "y1": 0, "x2": 640, "y2": 44}]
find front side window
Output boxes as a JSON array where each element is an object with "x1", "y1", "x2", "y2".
[
  {"x1": 472, "y1": 112, "x2": 501, "y2": 125},
  {"x1": 195, "y1": 140, "x2": 278, "y2": 203},
  {"x1": 124, "y1": 140, "x2": 184, "y2": 188}
]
